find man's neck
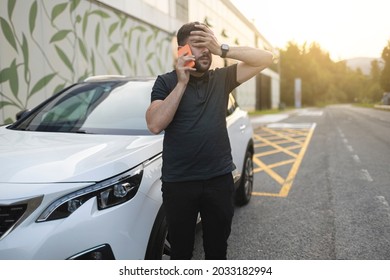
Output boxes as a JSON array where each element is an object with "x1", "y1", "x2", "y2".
[{"x1": 190, "y1": 71, "x2": 206, "y2": 78}]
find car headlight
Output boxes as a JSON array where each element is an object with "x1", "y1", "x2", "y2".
[{"x1": 37, "y1": 165, "x2": 143, "y2": 222}]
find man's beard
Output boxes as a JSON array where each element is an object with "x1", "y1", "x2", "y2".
[{"x1": 195, "y1": 54, "x2": 212, "y2": 73}]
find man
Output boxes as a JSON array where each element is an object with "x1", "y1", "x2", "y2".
[{"x1": 146, "y1": 21, "x2": 272, "y2": 259}]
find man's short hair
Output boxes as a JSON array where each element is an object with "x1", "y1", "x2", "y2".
[{"x1": 176, "y1": 21, "x2": 203, "y2": 46}]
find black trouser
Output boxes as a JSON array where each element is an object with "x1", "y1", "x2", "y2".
[{"x1": 162, "y1": 173, "x2": 235, "y2": 260}]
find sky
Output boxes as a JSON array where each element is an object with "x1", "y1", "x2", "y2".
[{"x1": 230, "y1": 0, "x2": 390, "y2": 61}]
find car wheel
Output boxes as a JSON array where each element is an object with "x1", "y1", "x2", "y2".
[
  {"x1": 145, "y1": 207, "x2": 171, "y2": 259},
  {"x1": 235, "y1": 150, "x2": 253, "y2": 206}
]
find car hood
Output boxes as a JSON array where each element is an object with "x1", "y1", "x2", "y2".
[{"x1": 0, "y1": 127, "x2": 162, "y2": 183}]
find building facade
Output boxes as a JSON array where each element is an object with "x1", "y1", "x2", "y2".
[{"x1": 0, "y1": 0, "x2": 279, "y2": 125}]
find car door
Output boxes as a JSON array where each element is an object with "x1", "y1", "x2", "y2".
[{"x1": 226, "y1": 94, "x2": 253, "y2": 179}]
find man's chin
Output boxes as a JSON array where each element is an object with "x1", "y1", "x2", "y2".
[{"x1": 195, "y1": 61, "x2": 211, "y2": 72}]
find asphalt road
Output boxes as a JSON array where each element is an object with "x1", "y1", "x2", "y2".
[{"x1": 193, "y1": 105, "x2": 390, "y2": 260}]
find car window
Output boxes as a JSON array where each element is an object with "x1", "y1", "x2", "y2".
[
  {"x1": 10, "y1": 80, "x2": 155, "y2": 135},
  {"x1": 40, "y1": 87, "x2": 100, "y2": 125}
]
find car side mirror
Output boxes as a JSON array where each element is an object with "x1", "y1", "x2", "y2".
[{"x1": 16, "y1": 109, "x2": 31, "y2": 121}]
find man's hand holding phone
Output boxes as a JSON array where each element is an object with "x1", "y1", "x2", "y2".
[{"x1": 178, "y1": 44, "x2": 195, "y2": 68}]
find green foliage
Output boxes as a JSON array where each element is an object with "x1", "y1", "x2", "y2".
[
  {"x1": 279, "y1": 41, "x2": 385, "y2": 106},
  {"x1": 380, "y1": 40, "x2": 390, "y2": 92}
]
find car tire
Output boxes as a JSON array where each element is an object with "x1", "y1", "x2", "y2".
[
  {"x1": 235, "y1": 150, "x2": 254, "y2": 206},
  {"x1": 145, "y1": 206, "x2": 171, "y2": 260}
]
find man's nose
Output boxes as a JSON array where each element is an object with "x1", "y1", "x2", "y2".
[{"x1": 201, "y1": 47, "x2": 209, "y2": 54}]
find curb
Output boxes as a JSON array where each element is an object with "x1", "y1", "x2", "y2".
[{"x1": 374, "y1": 104, "x2": 390, "y2": 110}]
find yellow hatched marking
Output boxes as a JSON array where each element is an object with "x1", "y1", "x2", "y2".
[
  {"x1": 252, "y1": 124, "x2": 316, "y2": 198},
  {"x1": 253, "y1": 134, "x2": 298, "y2": 159},
  {"x1": 261, "y1": 126, "x2": 308, "y2": 145},
  {"x1": 253, "y1": 156, "x2": 285, "y2": 185},
  {"x1": 278, "y1": 125, "x2": 315, "y2": 197},
  {"x1": 254, "y1": 158, "x2": 295, "y2": 173},
  {"x1": 256, "y1": 144, "x2": 301, "y2": 157}
]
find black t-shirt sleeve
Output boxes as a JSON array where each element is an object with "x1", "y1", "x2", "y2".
[
  {"x1": 151, "y1": 76, "x2": 168, "y2": 102},
  {"x1": 225, "y1": 63, "x2": 240, "y2": 93},
  {"x1": 151, "y1": 72, "x2": 177, "y2": 102}
]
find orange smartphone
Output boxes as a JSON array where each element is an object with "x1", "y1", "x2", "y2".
[{"x1": 178, "y1": 44, "x2": 195, "y2": 68}]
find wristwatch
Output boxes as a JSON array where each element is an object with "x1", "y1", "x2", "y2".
[{"x1": 220, "y1": 44, "x2": 229, "y2": 58}]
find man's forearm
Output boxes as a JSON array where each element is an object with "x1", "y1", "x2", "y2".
[{"x1": 224, "y1": 46, "x2": 273, "y2": 67}]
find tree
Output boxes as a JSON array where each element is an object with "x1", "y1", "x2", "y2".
[
  {"x1": 369, "y1": 59, "x2": 383, "y2": 102},
  {"x1": 380, "y1": 40, "x2": 390, "y2": 92},
  {"x1": 280, "y1": 42, "x2": 303, "y2": 106},
  {"x1": 371, "y1": 59, "x2": 381, "y2": 82},
  {"x1": 279, "y1": 40, "x2": 374, "y2": 106}
]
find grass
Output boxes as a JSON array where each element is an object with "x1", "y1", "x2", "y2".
[{"x1": 353, "y1": 103, "x2": 377, "y2": 108}]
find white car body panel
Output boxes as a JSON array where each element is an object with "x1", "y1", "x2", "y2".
[
  {"x1": 0, "y1": 77, "x2": 253, "y2": 260},
  {"x1": 227, "y1": 107, "x2": 253, "y2": 175},
  {"x1": 0, "y1": 130, "x2": 164, "y2": 259},
  {"x1": 0, "y1": 127, "x2": 162, "y2": 183}
]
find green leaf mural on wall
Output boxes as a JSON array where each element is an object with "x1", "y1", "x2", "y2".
[
  {"x1": 29, "y1": 1, "x2": 37, "y2": 34},
  {"x1": 0, "y1": 17, "x2": 18, "y2": 53},
  {"x1": 29, "y1": 73, "x2": 57, "y2": 99},
  {"x1": 0, "y1": 0, "x2": 173, "y2": 125}
]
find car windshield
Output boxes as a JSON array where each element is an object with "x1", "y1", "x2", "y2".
[{"x1": 10, "y1": 80, "x2": 155, "y2": 135}]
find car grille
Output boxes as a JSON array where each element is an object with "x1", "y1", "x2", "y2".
[{"x1": 0, "y1": 204, "x2": 27, "y2": 238}]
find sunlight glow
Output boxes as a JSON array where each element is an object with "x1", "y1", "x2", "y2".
[{"x1": 231, "y1": 0, "x2": 390, "y2": 60}]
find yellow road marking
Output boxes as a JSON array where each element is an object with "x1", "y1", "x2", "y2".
[
  {"x1": 252, "y1": 123, "x2": 316, "y2": 198},
  {"x1": 254, "y1": 158, "x2": 295, "y2": 173},
  {"x1": 278, "y1": 124, "x2": 316, "y2": 197},
  {"x1": 256, "y1": 144, "x2": 301, "y2": 157},
  {"x1": 252, "y1": 191, "x2": 281, "y2": 197},
  {"x1": 253, "y1": 156, "x2": 285, "y2": 184},
  {"x1": 253, "y1": 133, "x2": 298, "y2": 159},
  {"x1": 261, "y1": 126, "x2": 306, "y2": 145}
]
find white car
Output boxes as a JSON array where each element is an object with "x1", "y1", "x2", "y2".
[{"x1": 0, "y1": 76, "x2": 254, "y2": 260}]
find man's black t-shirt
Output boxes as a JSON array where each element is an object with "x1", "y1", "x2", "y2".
[{"x1": 151, "y1": 64, "x2": 240, "y2": 182}]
